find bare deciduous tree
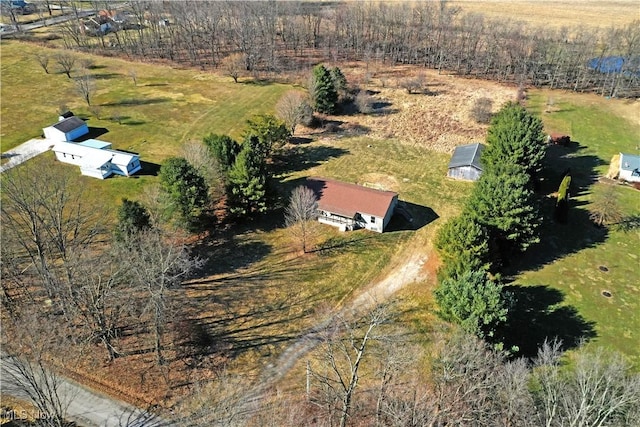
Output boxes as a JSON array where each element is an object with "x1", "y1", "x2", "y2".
[
  {"x1": 276, "y1": 91, "x2": 309, "y2": 135},
  {"x1": 399, "y1": 74, "x2": 425, "y2": 94},
  {"x1": 471, "y1": 97, "x2": 493, "y2": 124},
  {"x1": 54, "y1": 52, "x2": 76, "y2": 78},
  {"x1": 1, "y1": 313, "x2": 78, "y2": 427},
  {"x1": 181, "y1": 140, "x2": 224, "y2": 199},
  {"x1": 589, "y1": 185, "x2": 624, "y2": 227},
  {"x1": 74, "y1": 71, "x2": 96, "y2": 106},
  {"x1": 174, "y1": 369, "x2": 255, "y2": 426},
  {"x1": 128, "y1": 69, "x2": 137, "y2": 86},
  {"x1": 309, "y1": 304, "x2": 390, "y2": 427},
  {"x1": 34, "y1": 52, "x2": 51, "y2": 74},
  {"x1": 1, "y1": 158, "x2": 106, "y2": 319},
  {"x1": 221, "y1": 53, "x2": 245, "y2": 83},
  {"x1": 355, "y1": 90, "x2": 374, "y2": 114},
  {"x1": 285, "y1": 185, "x2": 318, "y2": 253},
  {"x1": 532, "y1": 339, "x2": 640, "y2": 427},
  {"x1": 118, "y1": 229, "x2": 201, "y2": 366}
]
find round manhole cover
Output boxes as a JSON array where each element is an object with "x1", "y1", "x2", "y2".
[
  {"x1": 602, "y1": 290, "x2": 612, "y2": 298},
  {"x1": 598, "y1": 266, "x2": 609, "y2": 272}
]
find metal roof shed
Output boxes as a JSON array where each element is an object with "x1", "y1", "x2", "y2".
[{"x1": 447, "y1": 142, "x2": 485, "y2": 181}]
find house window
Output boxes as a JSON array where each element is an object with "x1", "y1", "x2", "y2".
[{"x1": 370, "y1": 216, "x2": 375, "y2": 223}]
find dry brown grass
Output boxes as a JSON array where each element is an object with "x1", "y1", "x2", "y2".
[
  {"x1": 330, "y1": 64, "x2": 515, "y2": 153},
  {"x1": 450, "y1": 0, "x2": 639, "y2": 30}
]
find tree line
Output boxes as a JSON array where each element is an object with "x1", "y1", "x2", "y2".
[
  {"x1": 51, "y1": 0, "x2": 640, "y2": 97},
  {"x1": 435, "y1": 102, "x2": 547, "y2": 349}
]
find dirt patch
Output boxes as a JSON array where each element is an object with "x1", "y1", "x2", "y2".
[{"x1": 359, "y1": 173, "x2": 400, "y2": 192}]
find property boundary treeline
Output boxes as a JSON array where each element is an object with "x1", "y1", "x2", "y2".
[{"x1": 51, "y1": 1, "x2": 640, "y2": 97}]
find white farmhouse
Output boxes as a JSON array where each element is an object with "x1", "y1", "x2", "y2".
[
  {"x1": 43, "y1": 116, "x2": 89, "y2": 142},
  {"x1": 305, "y1": 177, "x2": 398, "y2": 233},
  {"x1": 52, "y1": 139, "x2": 141, "y2": 179}
]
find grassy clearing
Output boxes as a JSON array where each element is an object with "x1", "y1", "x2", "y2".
[
  {"x1": 508, "y1": 90, "x2": 640, "y2": 367},
  {"x1": 1, "y1": 40, "x2": 290, "y2": 205}
]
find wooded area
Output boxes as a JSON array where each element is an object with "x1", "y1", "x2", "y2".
[{"x1": 52, "y1": 1, "x2": 640, "y2": 97}]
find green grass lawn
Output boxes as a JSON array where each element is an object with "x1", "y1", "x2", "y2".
[
  {"x1": 510, "y1": 91, "x2": 640, "y2": 367},
  {"x1": 1, "y1": 40, "x2": 290, "y2": 203}
]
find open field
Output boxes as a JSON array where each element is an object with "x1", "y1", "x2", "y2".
[
  {"x1": 508, "y1": 91, "x2": 640, "y2": 367},
  {"x1": 451, "y1": 0, "x2": 639, "y2": 30},
  {"x1": 1, "y1": 37, "x2": 639, "y2": 409}
]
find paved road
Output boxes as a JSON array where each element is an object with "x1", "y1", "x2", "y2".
[
  {"x1": 0, "y1": 138, "x2": 55, "y2": 173},
  {"x1": 0, "y1": 9, "x2": 96, "y2": 36},
  {"x1": 0, "y1": 353, "x2": 171, "y2": 427}
]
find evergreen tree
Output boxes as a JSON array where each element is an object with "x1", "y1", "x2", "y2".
[
  {"x1": 226, "y1": 142, "x2": 267, "y2": 217},
  {"x1": 482, "y1": 102, "x2": 546, "y2": 177},
  {"x1": 203, "y1": 133, "x2": 241, "y2": 172},
  {"x1": 310, "y1": 64, "x2": 338, "y2": 114},
  {"x1": 330, "y1": 66, "x2": 348, "y2": 99},
  {"x1": 115, "y1": 198, "x2": 151, "y2": 240},
  {"x1": 159, "y1": 157, "x2": 209, "y2": 228},
  {"x1": 435, "y1": 213, "x2": 491, "y2": 278},
  {"x1": 244, "y1": 114, "x2": 290, "y2": 157},
  {"x1": 434, "y1": 269, "x2": 508, "y2": 340},
  {"x1": 555, "y1": 174, "x2": 571, "y2": 223},
  {"x1": 466, "y1": 163, "x2": 541, "y2": 254}
]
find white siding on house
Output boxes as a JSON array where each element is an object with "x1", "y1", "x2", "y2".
[
  {"x1": 619, "y1": 169, "x2": 640, "y2": 183},
  {"x1": 43, "y1": 126, "x2": 66, "y2": 142},
  {"x1": 52, "y1": 142, "x2": 141, "y2": 179}
]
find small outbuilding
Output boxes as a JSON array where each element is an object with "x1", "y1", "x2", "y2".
[
  {"x1": 43, "y1": 116, "x2": 89, "y2": 142},
  {"x1": 305, "y1": 177, "x2": 398, "y2": 233},
  {"x1": 619, "y1": 152, "x2": 640, "y2": 183},
  {"x1": 447, "y1": 142, "x2": 485, "y2": 181}
]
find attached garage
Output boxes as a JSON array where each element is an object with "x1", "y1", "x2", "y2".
[{"x1": 43, "y1": 116, "x2": 89, "y2": 142}]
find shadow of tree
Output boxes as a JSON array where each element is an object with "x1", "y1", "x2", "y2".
[
  {"x1": 510, "y1": 200, "x2": 608, "y2": 274},
  {"x1": 92, "y1": 72, "x2": 121, "y2": 80},
  {"x1": 176, "y1": 246, "x2": 331, "y2": 361},
  {"x1": 135, "y1": 160, "x2": 161, "y2": 176},
  {"x1": 101, "y1": 97, "x2": 170, "y2": 107},
  {"x1": 506, "y1": 142, "x2": 607, "y2": 275},
  {"x1": 496, "y1": 285, "x2": 597, "y2": 359},
  {"x1": 271, "y1": 145, "x2": 349, "y2": 176}
]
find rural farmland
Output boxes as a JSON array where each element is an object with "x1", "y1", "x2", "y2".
[{"x1": 1, "y1": 1, "x2": 639, "y2": 425}]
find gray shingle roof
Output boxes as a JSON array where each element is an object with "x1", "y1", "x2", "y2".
[
  {"x1": 448, "y1": 143, "x2": 485, "y2": 170},
  {"x1": 52, "y1": 116, "x2": 86, "y2": 133}
]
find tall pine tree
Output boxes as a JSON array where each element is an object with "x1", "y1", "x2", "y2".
[
  {"x1": 310, "y1": 64, "x2": 338, "y2": 114},
  {"x1": 226, "y1": 138, "x2": 268, "y2": 217},
  {"x1": 466, "y1": 163, "x2": 541, "y2": 254},
  {"x1": 159, "y1": 157, "x2": 209, "y2": 228},
  {"x1": 482, "y1": 102, "x2": 546, "y2": 177}
]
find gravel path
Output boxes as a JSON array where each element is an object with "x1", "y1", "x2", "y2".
[
  {"x1": 241, "y1": 251, "x2": 428, "y2": 407},
  {"x1": 0, "y1": 138, "x2": 54, "y2": 173}
]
